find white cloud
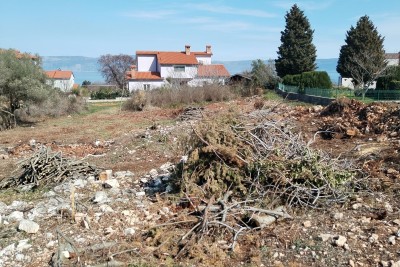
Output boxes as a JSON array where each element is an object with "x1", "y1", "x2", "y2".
[
  {"x1": 123, "y1": 10, "x2": 176, "y2": 19},
  {"x1": 186, "y1": 3, "x2": 277, "y2": 18},
  {"x1": 272, "y1": 0, "x2": 335, "y2": 11}
]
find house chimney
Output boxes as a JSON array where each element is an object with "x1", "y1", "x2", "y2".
[
  {"x1": 185, "y1": 45, "x2": 191, "y2": 55},
  {"x1": 206, "y1": 45, "x2": 212, "y2": 54}
]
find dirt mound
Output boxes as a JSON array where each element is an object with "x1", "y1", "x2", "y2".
[{"x1": 319, "y1": 99, "x2": 400, "y2": 138}]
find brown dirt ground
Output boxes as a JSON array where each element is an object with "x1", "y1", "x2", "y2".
[{"x1": 1, "y1": 97, "x2": 400, "y2": 266}]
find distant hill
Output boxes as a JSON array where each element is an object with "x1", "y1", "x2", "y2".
[{"x1": 42, "y1": 56, "x2": 340, "y2": 85}]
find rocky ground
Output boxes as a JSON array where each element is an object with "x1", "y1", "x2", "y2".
[{"x1": 0, "y1": 96, "x2": 400, "y2": 267}]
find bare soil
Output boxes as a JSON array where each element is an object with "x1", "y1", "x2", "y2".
[{"x1": 0, "y1": 96, "x2": 400, "y2": 266}]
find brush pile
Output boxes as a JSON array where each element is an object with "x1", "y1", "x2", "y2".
[
  {"x1": 172, "y1": 114, "x2": 360, "y2": 208},
  {"x1": 0, "y1": 146, "x2": 100, "y2": 189}
]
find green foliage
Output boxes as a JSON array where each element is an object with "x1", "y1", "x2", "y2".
[
  {"x1": 336, "y1": 15, "x2": 386, "y2": 90},
  {"x1": 283, "y1": 71, "x2": 332, "y2": 89},
  {"x1": 376, "y1": 66, "x2": 400, "y2": 89},
  {"x1": 90, "y1": 87, "x2": 124, "y2": 99},
  {"x1": 275, "y1": 4, "x2": 317, "y2": 77},
  {"x1": 250, "y1": 59, "x2": 280, "y2": 89},
  {"x1": 389, "y1": 81, "x2": 400, "y2": 90},
  {"x1": 0, "y1": 50, "x2": 51, "y2": 112}
]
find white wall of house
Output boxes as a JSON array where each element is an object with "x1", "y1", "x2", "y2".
[
  {"x1": 387, "y1": 59, "x2": 399, "y2": 66},
  {"x1": 340, "y1": 77, "x2": 376, "y2": 89},
  {"x1": 137, "y1": 55, "x2": 158, "y2": 72},
  {"x1": 161, "y1": 65, "x2": 197, "y2": 79},
  {"x1": 47, "y1": 76, "x2": 75, "y2": 92},
  {"x1": 196, "y1": 56, "x2": 212, "y2": 65},
  {"x1": 189, "y1": 77, "x2": 226, "y2": 87},
  {"x1": 128, "y1": 80, "x2": 165, "y2": 91}
]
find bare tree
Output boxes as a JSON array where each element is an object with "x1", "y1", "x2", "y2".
[
  {"x1": 98, "y1": 54, "x2": 135, "y2": 89},
  {"x1": 346, "y1": 51, "x2": 387, "y2": 99}
]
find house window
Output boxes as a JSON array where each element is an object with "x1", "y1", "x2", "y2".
[
  {"x1": 143, "y1": 84, "x2": 150, "y2": 90},
  {"x1": 174, "y1": 65, "x2": 185, "y2": 72}
]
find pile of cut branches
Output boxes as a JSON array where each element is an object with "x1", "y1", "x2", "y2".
[
  {"x1": 0, "y1": 146, "x2": 100, "y2": 189},
  {"x1": 172, "y1": 114, "x2": 361, "y2": 208}
]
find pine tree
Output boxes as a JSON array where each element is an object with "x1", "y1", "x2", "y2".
[
  {"x1": 336, "y1": 15, "x2": 386, "y2": 93},
  {"x1": 275, "y1": 4, "x2": 317, "y2": 78}
]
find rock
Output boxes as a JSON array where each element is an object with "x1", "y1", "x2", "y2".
[
  {"x1": 0, "y1": 154, "x2": 9, "y2": 159},
  {"x1": 29, "y1": 139, "x2": 36, "y2": 147},
  {"x1": 104, "y1": 227, "x2": 115, "y2": 235},
  {"x1": 124, "y1": 228, "x2": 136, "y2": 236},
  {"x1": 393, "y1": 219, "x2": 400, "y2": 226},
  {"x1": 303, "y1": 220, "x2": 312, "y2": 228},
  {"x1": 368, "y1": 233, "x2": 379, "y2": 243},
  {"x1": 388, "y1": 236, "x2": 396, "y2": 245},
  {"x1": 74, "y1": 179, "x2": 86, "y2": 188},
  {"x1": 0, "y1": 201, "x2": 7, "y2": 213},
  {"x1": 0, "y1": 243, "x2": 15, "y2": 257},
  {"x1": 392, "y1": 261, "x2": 400, "y2": 267},
  {"x1": 92, "y1": 191, "x2": 109, "y2": 204},
  {"x1": 99, "y1": 204, "x2": 114, "y2": 213},
  {"x1": 387, "y1": 168, "x2": 399, "y2": 175},
  {"x1": 10, "y1": 200, "x2": 28, "y2": 211},
  {"x1": 377, "y1": 135, "x2": 388, "y2": 142},
  {"x1": 135, "y1": 191, "x2": 145, "y2": 197},
  {"x1": 352, "y1": 203, "x2": 362, "y2": 210},
  {"x1": 104, "y1": 179, "x2": 119, "y2": 188},
  {"x1": 333, "y1": 235, "x2": 347, "y2": 247},
  {"x1": 318, "y1": 234, "x2": 334, "y2": 242},
  {"x1": 149, "y1": 169, "x2": 158, "y2": 178},
  {"x1": 46, "y1": 240, "x2": 57, "y2": 248},
  {"x1": 15, "y1": 253, "x2": 25, "y2": 261},
  {"x1": 18, "y1": 219, "x2": 39, "y2": 234},
  {"x1": 159, "y1": 162, "x2": 174, "y2": 173},
  {"x1": 8, "y1": 211, "x2": 24, "y2": 222},
  {"x1": 384, "y1": 202, "x2": 393, "y2": 213},
  {"x1": 390, "y1": 131, "x2": 398, "y2": 137},
  {"x1": 61, "y1": 250, "x2": 71, "y2": 259},
  {"x1": 333, "y1": 213, "x2": 344, "y2": 220},
  {"x1": 17, "y1": 239, "x2": 32, "y2": 252}
]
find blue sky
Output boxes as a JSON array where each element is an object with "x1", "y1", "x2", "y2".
[{"x1": 0, "y1": 0, "x2": 399, "y2": 60}]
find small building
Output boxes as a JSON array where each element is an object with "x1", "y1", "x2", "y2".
[
  {"x1": 127, "y1": 45, "x2": 230, "y2": 91},
  {"x1": 228, "y1": 73, "x2": 252, "y2": 87},
  {"x1": 339, "y1": 52, "x2": 399, "y2": 89},
  {"x1": 45, "y1": 70, "x2": 75, "y2": 92}
]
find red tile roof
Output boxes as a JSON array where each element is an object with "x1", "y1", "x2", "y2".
[
  {"x1": 385, "y1": 53, "x2": 400, "y2": 59},
  {"x1": 45, "y1": 70, "x2": 73, "y2": 79},
  {"x1": 129, "y1": 71, "x2": 162, "y2": 80},
  {"x1": 136, "y1": 51, "x2": 199, "y2": 65},
  {"x1": 197, "y1": 65, "x2": 230, "y2": 77}
]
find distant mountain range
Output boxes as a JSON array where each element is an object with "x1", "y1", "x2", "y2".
[{"x1": 42, "y1": 56, "x2": 340, "y2": 85}]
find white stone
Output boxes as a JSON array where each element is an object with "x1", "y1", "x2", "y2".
[
  {"x1": 333, "y1": 213, "x2": 344, "y2": 220},
  {"x1": 388, "y1": 236, "x2": 396, "y2": 245},
  {"x1": 149, "y1": 169, "x2": 158, "y2": 178},
  {"x1": 333, "y1": 235, "x2": 347, "y2": 247},
  {"x1": 46, "y1": 240, "x2": 56, "y2": 248},
  {"x1": 393, "y1": 219, "x2": 400, "y2": 226},
  {"x1": 369, "y1": 233, "x2": 379, "y2": 243},
  {"x1": 105, "y1": 179, "x2": 119, "y2": 188},
  {"x1": 61, "y1": 250, "x2": 70, "y2": 259},
  {"x1": 0, "y1": 243, "x2": 15, "y2": 257},
  {"x1": 15, "y1": 253, "x2": 25, "y2": 261},
  {"x1": 318, "y1": 234, "x2": 333, "y2": 242},
  {"x1": 92, "y1": 191, "x2": 109, "y2": 204},
  {"x1": 74, "y1": 179, "x2": 86, "y2": 188},
  {"x1": 135, "y1": 191, "x2": 145, "y2": 197},
  {"x1": 29, "y1": 139, "x2": 36, "y2": 146},
  {"x1": 99, "y1": 204, "x2": 114, "y2": 213},
  {"x1": 384, "y1": 202, "x2": 393, "y2": 212},
  {"x1": 303, "y1": 221, "x2": 312, "y2": 228},
  {"x1": 16, "y1": 239, "x2": 32, "y2": 252},
  {"x1": 8, "y1": 211, "x2": 24, "y2": 222},
  {"x1": 18, "y1": 219, "x2": 40, "y2": 234},
  {"x1": 124, "y1": 228, "x2": 136, "y2": 236},
  {"x1": 352, "y1": 203, "x2": 362, "y2": 210},
  {"x1": 140, "y1": 178, "x2": 148, "y2": 183}
]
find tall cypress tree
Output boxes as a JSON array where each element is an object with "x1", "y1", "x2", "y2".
[
  {"x1": 275, "y1": 4, "x2": 317, "y2": 78},
  {"x1": 336, "y1": 15, "x2": 386, "y2": 90}
]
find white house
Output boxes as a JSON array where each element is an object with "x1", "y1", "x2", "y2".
[
  {"x1": 45, "y1": 70, "x2": 75, "y2": 92},
  {"x1": 339, "y1": 52, "x2": 399, "y2": 89},
  {"x1": 127, "y1": 45, "x2": 230, "y2": 91}
]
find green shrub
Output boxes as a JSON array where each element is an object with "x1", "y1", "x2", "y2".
[
  {"x1": 90, "y1": 87, "x2": 121, "y2": 99},
  {"x1": 283, "y1": 71, "x2": 332, "y2": 89},
  {"x1": 377, "y1": 66, "x2": 400, "y2": 89},
  {"x1": 389, "y1": 80, "x2": 400, "y2": 90}
]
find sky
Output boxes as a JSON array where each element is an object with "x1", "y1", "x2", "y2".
[{"x1": 0, "y1": 0, "x2": 399, "y2": 61}]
